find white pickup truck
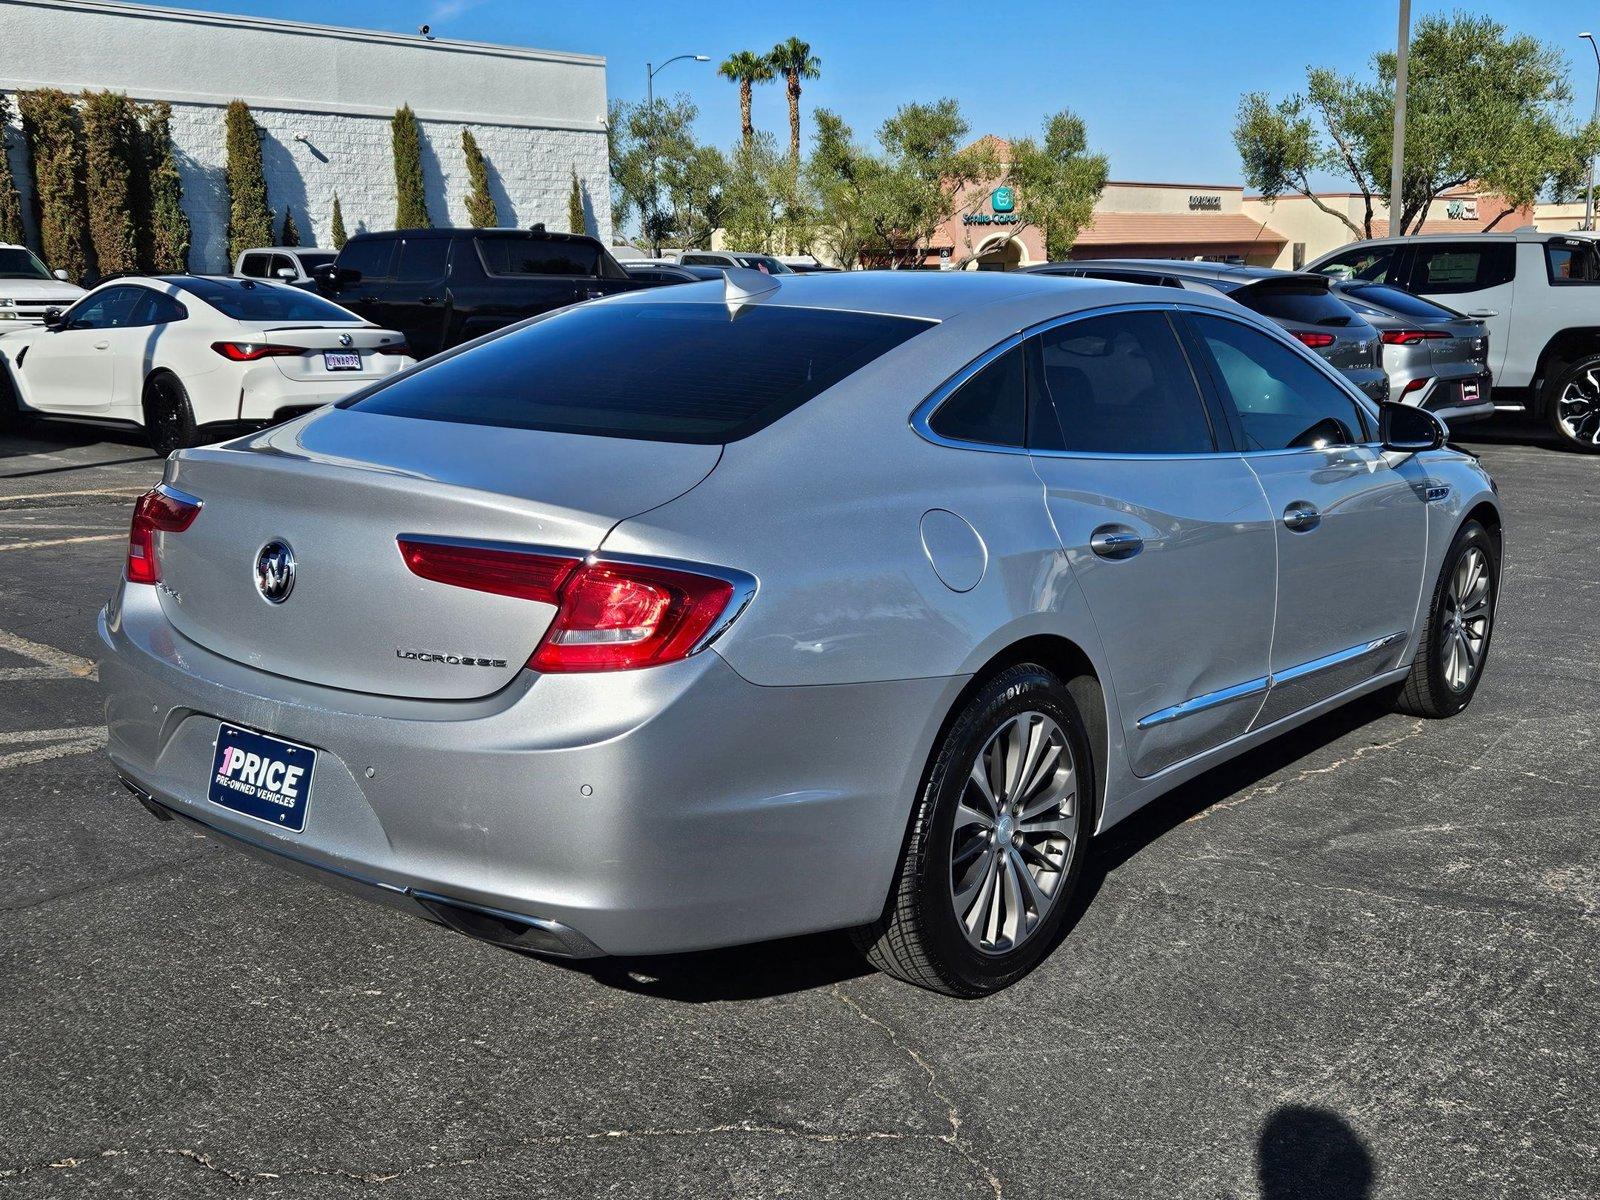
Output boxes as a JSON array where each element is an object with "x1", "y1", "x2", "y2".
[
  {"x1": 1309, "y1": 228, "x2": 1600, "y2": 453},
  {"x1": 0, "y1": 243, "x2": 84, "y2": 327}
]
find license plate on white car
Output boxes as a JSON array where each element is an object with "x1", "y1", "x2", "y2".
[
  {"x1": 208, "y1": 723, "x2": 316, "y2": 832},
  {"x1": 323, "y1": 351, "x2": 362, "y2": 371}
]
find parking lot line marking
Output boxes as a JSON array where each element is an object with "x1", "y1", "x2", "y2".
[
  {"x1": 0, "y1": 486, "x2": 147, "y2": 504},
  {"x1": 0, "y1": 726, "x2": 105, "y2": 745},
  {"x1": 0, "y1": 666, "x2": 74, "y2": 682},
  {"x1": 0, "y1": 533, "x2": 124, "y2": 552},
  {"x1": 0, "y1": 628, "x2": 98, "y2": 680},
  {"x1": 0, "y1": 732, "x2": 107, "y2": 772}
]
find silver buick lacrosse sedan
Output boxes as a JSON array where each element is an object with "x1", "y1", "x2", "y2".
[{"x1": 101, "y1": 269, "x2": 1501, "y2": 995}]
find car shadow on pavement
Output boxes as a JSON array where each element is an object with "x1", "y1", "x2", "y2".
[{"x1": 1258, "y1": 1104, "x2": 1375, "y2": 1199}]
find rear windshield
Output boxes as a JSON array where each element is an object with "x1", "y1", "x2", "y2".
[
  {"x1": 1340, "y1": 283, "x2": 1459, "y2": 321},
  {"x1": 181, "y1": 279, "x2": 359, "y2": 323},
  {"x1": 1239, "y1": 286, "x2": 1355, "y2": 327},
  {"x1": 346, "y1": 301, "x2": 931, "y2": 443}
]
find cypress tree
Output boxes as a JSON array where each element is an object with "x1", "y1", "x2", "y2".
[
  {"x1": 224, "y1": 99, "x2": 273, "y2": 262},
  {"x1": 567, "y1": 166, "x2": 585, "y2": 235},
  {"x1": 18, "y1": 89, "x2": 89, "y2": 283},
  {"x1": 279, "y1": 205, "x2": 299, "y2": 246},
  {"x1": 82, "y1": 90, "x2": 140, "y2": 277},
  {"x1": 0, "y1": 94, "x2": 26, "y2": 246},
  {"x1": 461, "y1": 128, "x2": 496, "y2": 227},
  {"x1": 330, "y1": 193, "x2": 348, "y2": 249},
  {"x1": 141, "y1": 102, "x2": 189, "y2": 272},
  {"x1": 391, "y1": 104, "x2": 429, "y2": 228}
]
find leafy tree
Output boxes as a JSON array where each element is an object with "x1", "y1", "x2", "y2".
[
  {"x1": 768, "y1": 38, "x2": 821, "y2": 166},
  {"x1": 670, "y1": 145, "x2": 731, "y2": 249},
  {"x1": 224, "y1": 99, "x2": 273, "y2": 261},
  {"x1": 721, "y1": 132, "x2": 795, "y2": 251},
  {"x1": 82, "y1": 90, "x2": 140, "y2": 277},
  {"x1": 996, "y1": 111, "x2": 1108, "y2": 262},
  {"x1": 461, "y1": 128, "x2": 496, "y2": 227},
  {"x1": 279, "y1": 205, "x2": 299, "y2": 246},
  {"x1": 0, "y1": 94, "x2": 26, "y2": 246},
  {"x1": 567, "y1": 166, "x2": 585, "y2": 235},
  {"x1": 139, "y1": 102, "x2": 188, "y2": 272},
  {"x1": 391, "y1": 104, "x2": 430, "y2": 228},
  {"x1": 1235, "y1": 13, "x2": 1600, "y2": 236},
  {"x1": 330, "y1": 193, "x2": 348, "y2": 249},
  {"x1": 809, "y1": 100, "x2": 991, "y2": 269},
  {"x1": 717, "y1": 51, "x2": 775, "y2": 146},
  {"x1": 18, "y1": 89, "x2": 89, "y2": 282},
  {"x1": 608, "y1": 94, "x2": 703, "y2": 249}
]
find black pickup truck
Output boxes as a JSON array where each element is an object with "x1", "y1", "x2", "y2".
[{"x1": 312, "y1": 227, "x2": 647, "y2": 360}]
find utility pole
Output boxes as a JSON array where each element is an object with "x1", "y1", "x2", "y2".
[
  {"x1": 1388, "y1": 0, "x2": 1411, "y2": 237},
  {"x1": 1581, "y1": 33, "x2": 1600, "y2": 231}
]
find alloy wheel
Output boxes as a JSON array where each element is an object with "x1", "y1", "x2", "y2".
[
  {"x1": 1441, "y1": 546, "x2": 1492, "y2": 693},
  {"x1": 1557, "y1": 372, "x2": 1600, "y2": 447},
  {"x1": 949, "y1": 711, "x2": 1076, "y2": 955}
]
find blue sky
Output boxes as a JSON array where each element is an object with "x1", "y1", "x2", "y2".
[{"x1": 148, "y1": 0, "x2": 1594, "y2": 187}]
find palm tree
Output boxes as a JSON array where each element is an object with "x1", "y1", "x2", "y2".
[
  {"x1": 767, "y1": 38, "x2": 821, "y2": 165},
  {"x1": 717, "y1": 50, "x2": 774, "y2": 146}
]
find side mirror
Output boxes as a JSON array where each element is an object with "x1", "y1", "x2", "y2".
[
  {"x1": 275, "y1": 267, "x2": 297, "y2": 281},
  {"x1": 53, "y1": 269, "x2": 69, "y2": 282},
  {"x1": 1379, "y1": 401, "x2": 1445, "y2": 453},
  {"x1": 42, "y1": 307, "x2": 63, "y2": 328}
]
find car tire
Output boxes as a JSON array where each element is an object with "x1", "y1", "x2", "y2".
[
  {"x1": 143, "y1": 373, "x2": 199, "y2": 457},
  {"x1": 0, "y1": 362, "x2": 35, "y2": 437},
  {"x1": 853, "y1": 663, "x2": 1094, "y2": 997},
  {"x1": 1394, "y1": 519, "x2": 1497, "y2": 719},
  {"x1": 1542, "y1": 354, "x2": 1600, "y2": 453}
]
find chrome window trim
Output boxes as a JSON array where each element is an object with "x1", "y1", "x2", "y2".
[
  {"x1": 1137, "y1": 631, "x2": 1408, "y2": 729},
  {"x1": 910, "y1": 299, "x2": 1385, "y2": 461}
]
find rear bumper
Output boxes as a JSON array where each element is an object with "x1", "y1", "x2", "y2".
[
  {"x1": 99, "y1": 583, "x2": 956, "y2": 956},
  {"x1": 235, "y1": 360, "x2": 412, "y2": 421},
  {"x1": 1404, "y1": 370, "x2": 1494, "y2": 423}
]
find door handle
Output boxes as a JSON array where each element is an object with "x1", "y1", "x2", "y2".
[
  {"x1": 418, "y1": 295, "x2": 437, "y2": 305},
  {"x1": 93, "y1": 340, "x2": 110, "y2": 350},
  {"x1": 1282, "y1": 501, "x2": 1321, "y2": 532},
  {"x1": 1466, "y1": 308, "x2": 1498, "y2": 318},
  {"x1": 1089, "y1": 525, "x2": 1143, "y2": 560}
]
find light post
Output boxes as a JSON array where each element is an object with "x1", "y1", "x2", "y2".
[
  {"x1": 1388, "y1": 0, "x2": 1410, "y2": 237},
  {"x1": 645, "y1": 53, "x2": 708, "y2": 257},
  {"x1": 1581, "y1": 33, "x2": 1600, "y2": 231}
]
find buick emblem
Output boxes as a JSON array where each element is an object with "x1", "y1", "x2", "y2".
[
  {"x1": 338, "y1": 333, "x2": 353, "y2": 348},
  {"x1": 255, "y1": 540, "x2": 296, "y2": 604}
]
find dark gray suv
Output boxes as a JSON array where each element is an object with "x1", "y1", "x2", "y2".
[{"x1": 1024, "y1": 260, "x2": 1389, "y2": 404}]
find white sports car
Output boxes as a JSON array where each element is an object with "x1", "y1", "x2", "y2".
[{"x1": 0, "y1": 274, "x2": 414, "y2": 454}]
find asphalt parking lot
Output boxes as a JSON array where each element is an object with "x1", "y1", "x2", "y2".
[{"x1": 0, "y1": 419, "x2": 1595, "y2": 1199}]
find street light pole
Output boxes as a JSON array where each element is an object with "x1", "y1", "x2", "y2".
[
  {"x1": 1388, "y1": 0, "x2": 1411, "y2": 237},
  {"x1": 644, "y1": 53, "x2": 708, "y2": 257},
  {"x1": 1581, "y1": 33, "x2": 1600, "y2": 231}
]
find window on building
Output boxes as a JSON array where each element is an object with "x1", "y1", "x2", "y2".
[{"x1": 1027, "y1": 311, "x2": 1216, "y2": 455}]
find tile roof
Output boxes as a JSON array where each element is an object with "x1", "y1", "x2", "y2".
[{"x1": 1076, "y1": 212, "x2": 1285, "y2": 247}]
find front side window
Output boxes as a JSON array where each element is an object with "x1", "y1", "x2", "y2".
[
  {"x1": 64, "y1": 286, "x2": 143, "y2": 330},
  {"x1": 239, "y1": 253, "x2": 272, "y2": 279},
  {"x1": 928, "y1": 345, "x2": 1025, "y2": 447},
  {"x1": 395, "y1": 238, "x2": 450, "y2": 282},
  {"x1": 348, "y1": 301, "x2": 930, "y2": 443},
  {"x1": 1312, "y1": 246, "x2": 1397, "y2": 283},
  {"x1": 1027, "y1": 310, "x2": 1216, "y2": 455},
  {"x1": 1407, "y1": 242, "x2": 1514, "y2": 294},
  {"x1": 1189, "y1": 313, "x2": 1366, "y2": 452},
  {"x1": 336, "y1": 238, "x2": 397, "y2": 281}
]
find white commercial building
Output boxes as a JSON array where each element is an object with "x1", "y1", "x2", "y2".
[{"x1": 0, "y1": 0, "x2": 612, "y2": 272}]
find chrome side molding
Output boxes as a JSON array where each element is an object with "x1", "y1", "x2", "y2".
[{"x1": 1138, "y1": 632, "x2": 1408, "y2": 730}]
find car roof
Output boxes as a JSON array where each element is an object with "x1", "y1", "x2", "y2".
[
  {"x1": 240, "y1": 246, "x2": 330, "y2": 254},
  {"x1": 1319, "y1": 227, "x2": 1557, "y2": 249}
]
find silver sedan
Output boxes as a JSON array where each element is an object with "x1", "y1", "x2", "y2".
[{"x1": 100, "y1": 270, "x2": 1502, "y2": 996}]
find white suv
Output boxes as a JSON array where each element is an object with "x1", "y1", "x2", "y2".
[{"x1": 0, "y1": 243, "x2": 85, "y2": 326}]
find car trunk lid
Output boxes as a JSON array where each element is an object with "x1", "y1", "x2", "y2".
[
  {"x1": 153, "y1": 408, "x2": 721, "y2": 699},
  {"x1": 248, "y1": 325, "x2": 410, "y2": 382},
  {"x1": 1425, "y1": 319, "x2": 1490, "y2": 370}
]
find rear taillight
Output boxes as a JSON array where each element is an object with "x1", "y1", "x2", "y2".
[
  {"x1": 396, "y1": 537, "x2": 745, "y2": 673},
  {"x1": 126, "y1": 485, "x2": 201, "y2": 584},
  {"x1": 210, "y1": 341, "x2": 306, "y2": 361},
  {"x1": 531, "y1": 561, "x2": 737, "y2": 673},
  {"x1": 1380, "y1": 329, "x2": 1450, "y2": 345},
  {"x1": 1292, "y1": 331, "x2": 1336, "y2": 349}
]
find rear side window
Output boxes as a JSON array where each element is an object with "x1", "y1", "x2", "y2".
[
  {"x1": 347, "y1": 302, "x2": 930, "y2": 443},
  {"x1": 1189, "y1": 313, "x2": 1366, "y2": 451},
  {"x1": 928, "y1": 346, "x2": 1025, "y2": 447},
  {"x1": 1028, "y1": 311, "x2": 1216, "y2": 454},
  {"x1": 1546, "y1": 239, "x2": 1600, "y2": 283},
  {"x1": 478, "y1": 236, "x2": 600, "y2": 277},
  {"x1": 337, "y1": 238, "x2": 396, "y2": 281},
  {"x1": 1312, "y1": 246, "x2": 1397, "y2": 283},
  {"x1": 1238, "y1": 286, "x2": 1354, "y2": 327},
  {"x1": 1407, "y1": 243, "x2": 1514, "y2": 293},
  {"x1": 396, "y1": 238, "x2": 450, "y2": 282},
  {"x1": 1340, "y1": 283, "x2": 1459, "y2": 321}
]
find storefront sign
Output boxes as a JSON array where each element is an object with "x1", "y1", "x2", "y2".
[
  {"x1": 1188, "y1": 194, "x2": 1222, "y2": 211},
  {"x1": 1446, "y1": 199, "x2": 1479, "y2": 221},
  {"x1": 962, "y1": 213, "x2": 1020, "y2": 225},
  {"x1": 991, "y1": 186, "x2": 1015, "y2": 213}
]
